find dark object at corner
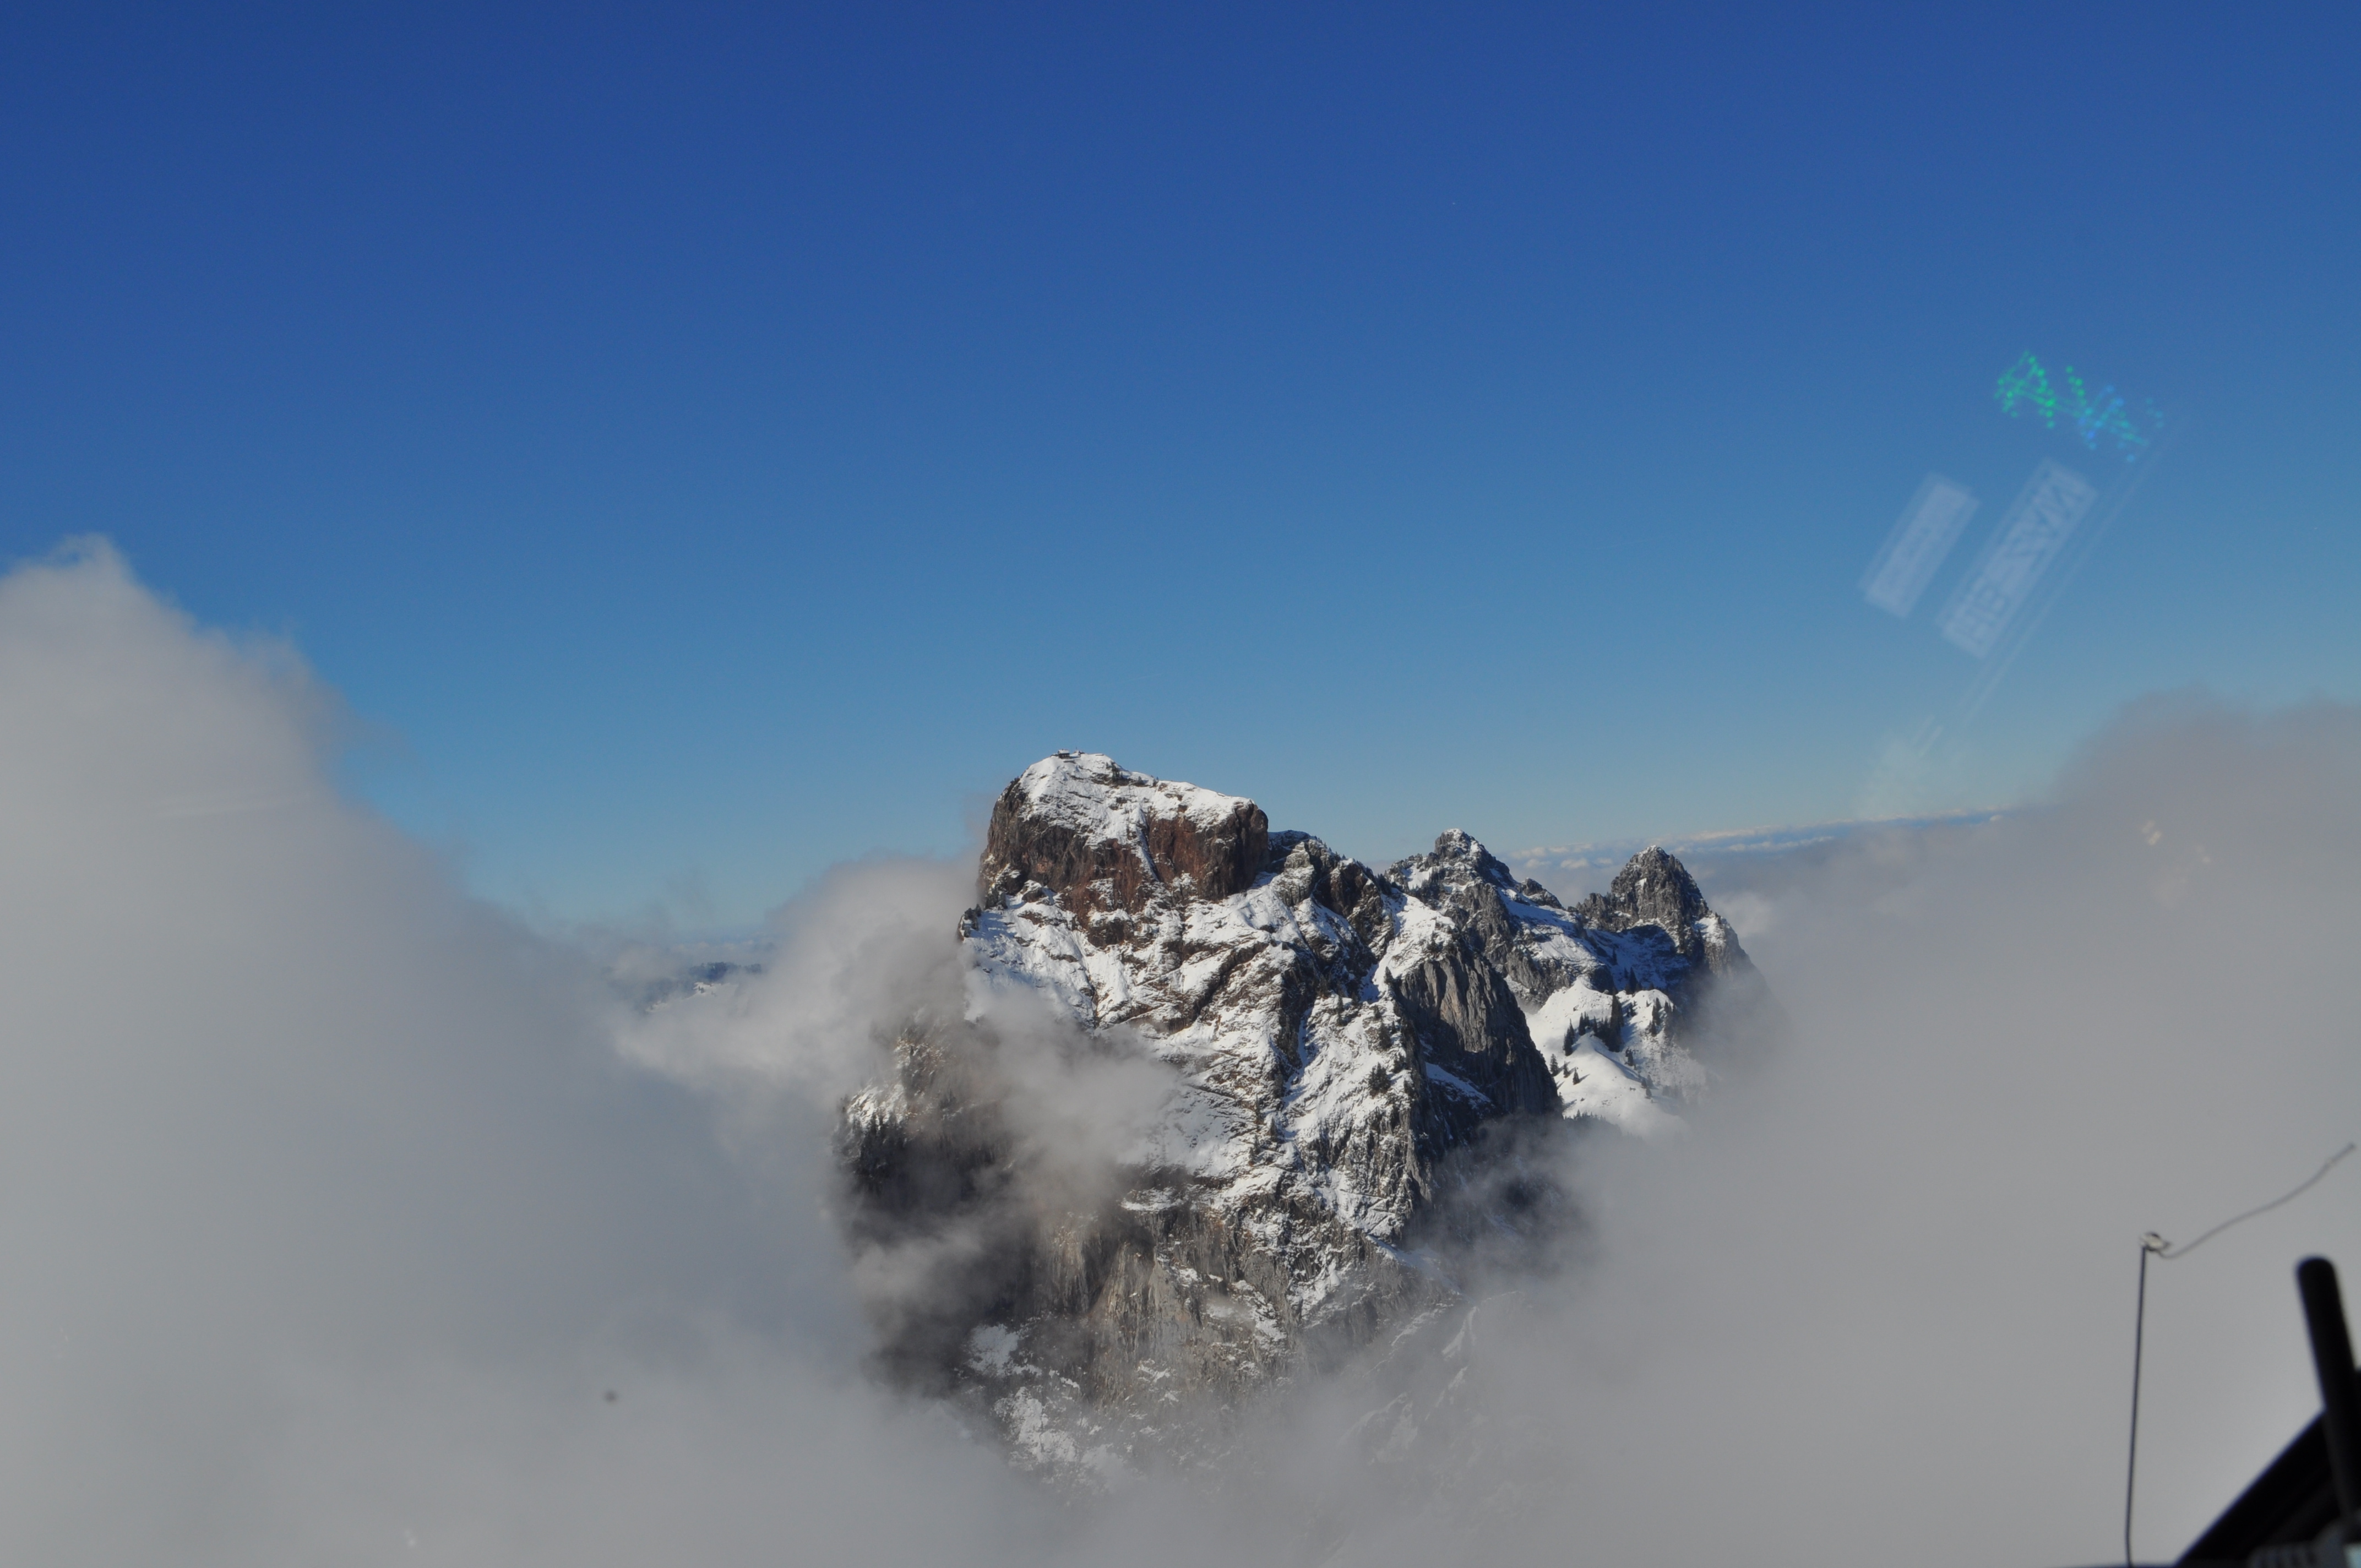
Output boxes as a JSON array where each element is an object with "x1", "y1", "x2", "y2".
[{"x1": 2178, "y1": 1257, "x2": 2361, "y2": 1568}]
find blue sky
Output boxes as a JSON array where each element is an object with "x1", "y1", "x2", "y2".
[{"x1": 4, "y1": 3, "x2": 2355, "y2": 924}]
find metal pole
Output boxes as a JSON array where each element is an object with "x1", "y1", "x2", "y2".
[
  {"x1": 2126, "y1": 1239, "x2": 2155, "y2": 1568},
  {"x1": 2297, "y1": 1257, "x2": 2361, "y2": 1538}
]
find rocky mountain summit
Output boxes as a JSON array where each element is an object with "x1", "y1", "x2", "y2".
[{"x1": 837, "y1": 752, "x2": 1768, "y2": 1473}]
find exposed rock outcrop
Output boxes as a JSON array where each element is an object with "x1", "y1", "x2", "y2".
[
  {"x1": 1575, "y1": 843, "x2": 1744, "y2": 973},
  {"x1": 977, "y1": 752, "x2": 1270, "y2": 921}
]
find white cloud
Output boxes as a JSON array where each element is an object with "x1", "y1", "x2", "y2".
[
  {"x1": 0, "y1": 543, "x2": 1051, "y2": 1565},
  {"x1": 4, "y1": 541, "x2": 2357, "y2": 1566}
]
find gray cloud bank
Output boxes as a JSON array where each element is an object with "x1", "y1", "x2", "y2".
[{"x1": 4, "y1": 541, "x2": 2357, "y2": 1566}]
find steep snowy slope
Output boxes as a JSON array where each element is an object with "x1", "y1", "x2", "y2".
[{"x1": 1388, "y1": 832, "x2": 1767, "y2": 1133}]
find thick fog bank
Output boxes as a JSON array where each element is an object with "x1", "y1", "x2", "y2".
[
  {"x1": 1418, "y1": 693, "x2": 2361, "y2": 1565},
  {"x1": 4, "y1": 543, "x2": 2357, "y2": 1566},
  {"x1": 0, "y1": 546, "x2": 1056, "y2": 1566}
]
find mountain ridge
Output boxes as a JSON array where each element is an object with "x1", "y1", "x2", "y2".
[{"x1": 793, "y1": 753, "x2": 1768, "y2": 1472}]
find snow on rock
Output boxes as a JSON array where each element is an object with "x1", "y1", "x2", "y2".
[{"x1": 977, "y1": 752, "x2": 1270, "y2": 922}]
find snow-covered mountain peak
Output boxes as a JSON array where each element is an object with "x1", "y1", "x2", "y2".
[
  {"x1": 1574, "y1": 843, "x2": 1747, "y2": 974},
  {"x1": 823, "y1": 755, "x2": 1774, "y2": 1474}
]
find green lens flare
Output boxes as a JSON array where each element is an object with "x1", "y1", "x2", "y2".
[{"x1": 1995, "y1": 351, "x2": 2163, "y2": 462}]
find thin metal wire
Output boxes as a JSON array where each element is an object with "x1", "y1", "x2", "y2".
[
  {"x1": 2123, "y1": 1144, "x2": 2357, "y2": 1568},
  {"x1": 2158, "y1": 1145, "x2": 2357, "y2": 1261}
]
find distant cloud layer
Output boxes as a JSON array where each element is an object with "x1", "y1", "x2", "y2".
[{"x1": 4, "y1": 542, "x2": 2357, "y2": 1565}]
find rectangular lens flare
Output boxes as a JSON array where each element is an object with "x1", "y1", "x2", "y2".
[
  {"x1": 1938, "y1": 460, "x2": 2097, "y2": 658},
  {"x1": 1862, "y1": 475, "x2": 1979, "y2": 618}
]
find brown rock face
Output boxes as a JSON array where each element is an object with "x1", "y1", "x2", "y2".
[{"x1": 976, "y1": 752, "x2": 1270, "y2": 921}]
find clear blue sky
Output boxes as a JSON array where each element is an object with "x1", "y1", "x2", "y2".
[{"x1": 4, "y1": 4, "x2": 2355, "y2": 924}]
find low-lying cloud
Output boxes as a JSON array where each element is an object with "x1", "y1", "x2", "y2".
[{"x1": 5, "y1": 540, "x2": 2357, "y2": 1565}]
